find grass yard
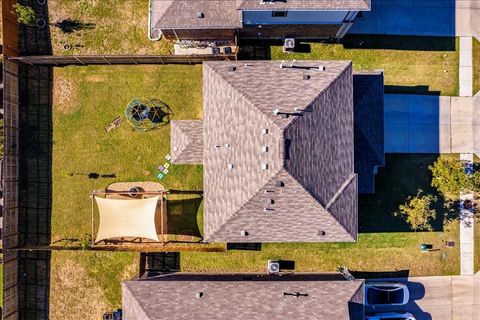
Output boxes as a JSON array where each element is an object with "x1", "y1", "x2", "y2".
[
  {"x1": 48, "y1": 0, "x2": 172, "y2": 55},
  {"x1": 181, "y1": 154, "x2": 460, "y2": 276},
  {"x1": 473, "y1": 37, "x2": 480, "y2": 95},
  {"x1": 50, "y1": 64, "x2": 203, "y2": 318},
  {"x1": 261, "y1": 35, "x2": 459, "y2": 96}
]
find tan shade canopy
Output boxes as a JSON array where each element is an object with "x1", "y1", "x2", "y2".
[{"x1": 94, "y1": 196, "x2": 160, "y2": 243}]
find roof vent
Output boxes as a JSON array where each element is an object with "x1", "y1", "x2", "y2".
[
  {"x1": 262, "y1": 146, "x2": 269, "y2": 152},
  {"x1": 228, "y1": 66, "x2": 236, "y2": 72},
  {"x1": 318, "y1": 230, "x2": 326, "y2": 236},
  {"x1": 228, "y1": 163, "x2": 234, "y2": 170},
  {"x1": 303, "y1": 74, "x2": 311, "y2": 80},
  {"x1": 196, "y1": 291, "x2": 203, "y2": 298},
  {"x1": 264, "y1": 190, "x2": 274, "y2": 193},
  {"x1": 264, "y1": 207, "x2": 274, "y2": 212},
  {"x1": 267, "y1": 260, "x2": 280, "y2": 274},
  {"x1": 262, "y1": 163, "x2": 269, "y2": 170},
  {"x1": 273, "y1": 109, "x2": 279, "y2": 115},
  {"x1": 225, "y1": 143, "x2": 231, "y2": 148},
  {"x1": 241, "y1": 230, "x2": 249, "y2": 236},
  {"x1": 267, "y1": 199, "x2": 275, "y2": 204},
  {"x1": 196, "y1": 12, "x2": 204, "y2": 18},
  {"x1": 262, "y1": 128, "x2": 269, "y2": 134},
  {"x1": 275, "y1": 181, "x2": 284, "y2": 187},
  {"x1": 213, "y1": 144, "x2": 220, "y2": 149}
]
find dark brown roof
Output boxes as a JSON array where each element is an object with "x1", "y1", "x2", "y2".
[
  {"x1": 353, "y1": 72, "x2": 385, "y2": 194},
  {"x1": 202, "y1": 60, "x2": 357, "y2": 242},
  {"x1": 239, "y1": 0, "x2": 371, "y2": 11},
  {"x1": 171, "y1": 120, "x2": 204, "y2": 164},
  {"x1": 122, "y1": 273, "x2": 364, "y2": 320},
  {"x1": 152, "y1": 0, "x2": 243, "y2": 29}
]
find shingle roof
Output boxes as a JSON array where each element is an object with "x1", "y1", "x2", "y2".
[
  {"x1": 122, "y1": 273, "x2": 364, "y2": 320},
  {"x1": 152, "y1": 0, "x2": 243, "y2": 29},
  {"x1": 202, "y1": 60, "x2": 357, "y2": 242},
  {"x1": 239, "y1": 0, "x2": 371, "y2": 11},
  {"x1": 171, "y1": 120, "x2": 204, "y2": 164},
  {"x1": 353, "y1": 72, "x2": 385, "y2": 194}
]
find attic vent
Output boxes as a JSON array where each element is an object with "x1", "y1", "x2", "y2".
[
  {"x1": 318, "y1": 230, "x2": 326, "y2": 236},
  {"x1": 196, "y1": 12, "x2": 204, "y2": 18},
  {"x1": 275, "y1": 181, "x2": 284, "y2": 187},
  {"x1": 228, "y1": 163, "x2": 234, "y2": 170},
  {"x1": 213, "y1": 144, "x2": 220, "y2": 149},
  {"x1": 241, "y1": 230, "x2": 249, "y2": 236},
  {"x1": 303, "y1": 74, "x2": 311, "y2": 80},
  {"x1": 225, "y1": 143, "x2": 231, "y2": 148},
  {"x1": 268, "y1": 199, "x2": 275, "y2": 204},
  {"x1": 262, "y1": 128, "x2": 269, "y2": 134},
  {"x1": 196, "y1": 292, "x2": 203, "y2": 298},
  {"x1": 262, "y1": 146, "x2": 269, "y2": 152},
  {"x1": 228, "y1": 66, "x2": 236, "y2": 72},
  {"x1": 262, "y1": 163, "x2": 269, "y2": 170}
]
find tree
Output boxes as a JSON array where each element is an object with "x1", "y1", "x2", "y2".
[
  {"x1": 429, "y1": 157, "x2": 470, "y2": 201},
  {"x1": 395, "y1": 190, "x2": 437, "y2": 231},
  {"x1": 12, "y1": 3, "x2": 36, "y2": 26}
]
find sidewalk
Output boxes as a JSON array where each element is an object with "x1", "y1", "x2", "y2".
[{"x1": 459, "y1": 37, "x2": 473, "y2": 97}]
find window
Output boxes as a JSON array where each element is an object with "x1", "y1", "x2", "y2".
[{"x1": 272, "y1": 10, "x2": 288, "y2": 17}]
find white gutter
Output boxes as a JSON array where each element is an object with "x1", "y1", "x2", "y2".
[{"x1": 148, "y1": 0, "x2": 162, "y2": 41}]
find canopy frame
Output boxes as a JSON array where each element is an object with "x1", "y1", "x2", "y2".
[{"x1": 91, "y1": 190, "x2": 169, "y2": 246}]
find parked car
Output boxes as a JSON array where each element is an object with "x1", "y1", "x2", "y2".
[
  {"x1": 365, "y1": 312, "x2": 416, "y2": 320},
  {"x1": 364, "y1": 282, "x2": 410, "y2": 306}
]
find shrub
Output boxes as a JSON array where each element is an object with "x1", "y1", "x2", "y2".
[
  {"x1": 395, "y1": 190, "x2": 437, "y2": 231},
  {"x1": 429, "y1": 157, "x2": 470, "y2": 201},
  {"x1": 12, "y1": 3, "x2": 36, "y2": 26}
]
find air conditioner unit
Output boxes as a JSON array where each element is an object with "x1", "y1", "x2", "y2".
[
  {"x1": 283, "y1": 38, "x2": 295, "y2": 52},
  {"x1": 267, "y1": 260, "x2": 280, "y2": 274}
]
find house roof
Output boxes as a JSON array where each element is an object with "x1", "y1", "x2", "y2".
[
  {"x1": 152, "y1": 0, "x2": 243, "y2": 30},
  {"x1": 171, "y1": 120, "x2": 204, "y2": 164},
  {"x1": 202, "y1": 60, "x2": 357, "y2": 242},
  {"x1": 122, "y1": 273, "x2": 364, "y2": 320},
  {"x1": 239, "y1": 0, "x2": 372, "y2": 11},
  {"x1": 353, "y1": 72, "x2": 385, "y2": 194}
]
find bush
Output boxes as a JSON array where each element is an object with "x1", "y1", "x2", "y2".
[
  {"x1": 429, "y1": 157, "x2": 470, "y2": 201},
  {"x1": 12, "y1": 3, "x2": 36, "y2": 26},
  {"x1": 395, "y1": 190, "x2": 437, "y2": 231}
]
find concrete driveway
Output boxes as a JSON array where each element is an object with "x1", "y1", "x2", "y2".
[
  {"x1": 385, "y1": 95, "x2": 480, "y2": 154},
  {"x1": 350, "y1": 0, "x2": 480, "y2": 37},
  {"x1": 365, "y1": 275, "x2": 480, "y2": 320}
]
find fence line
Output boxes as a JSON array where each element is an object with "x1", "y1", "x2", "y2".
[{"x1": 9, "y1": 54, "x2": 237, "y2": 66}]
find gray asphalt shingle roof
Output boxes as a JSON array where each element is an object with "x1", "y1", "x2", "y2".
[
  {"x1": 122, "y1": 273, "x2": 365, "y2": 320},
  {"x1": 239, "y1": 0, "x2": 372, "y2": 11},
  {"x1": 171, "y1": 120, "x2": 204, "y2": 164},
  {"x1": 202, "y1": 60, "x2": 357, "y2": 242}
]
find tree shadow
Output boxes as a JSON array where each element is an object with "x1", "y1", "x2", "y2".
[
  {"x1": 53, "y1": 19, "x2": 95, "y2": 34},
  {"x1": 359, "y1": 154, "x2": 450, "y2": 233}
]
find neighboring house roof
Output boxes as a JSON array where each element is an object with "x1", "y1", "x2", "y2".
[
  {"x1": 353, "y1": 72, "x2": 385, "y2": 194},
  {"x1": 171, "y1": 120, "x2": 204, "y2": 164},
  {"x1": 122, "y1": 273, "x2": 364, "y2": 320},
  {"x1": 239, "y1": 0, "x2": 372, "y2": 11},
  {"x1": 152, "y1": 0, "x2": 243, "y2": 29},
  {"x1": 202, "y1": 60, "x2": 357, "y2": 242}
]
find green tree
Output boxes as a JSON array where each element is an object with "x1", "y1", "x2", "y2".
[
  {"x1": 429, "y1": 157, "x2": 470, "y2": 201},
  {"x1": 395, "y1": 190, "x2": 437, "y2": 231},
  {"x1": 12, "y1": 3, "x2": 36, "y2": 26}
]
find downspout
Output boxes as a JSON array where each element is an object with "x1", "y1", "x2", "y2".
[
  {"x1": 148, "y1": 0, "x2": 162, "y2": 41},
  {"x1": 335, "y1": 11, "x2": 359, "y2": 39}
]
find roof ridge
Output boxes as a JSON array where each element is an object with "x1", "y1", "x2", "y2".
[
  {"x1": 205, "y1": 63, "x2": 284, "y2": 132},
  {"x1": 123, "y1": 282, "x2": 152, "y2": 319},
  {"x1": 284, "y1": 61, "x2": 352, "y2": 131},
  {"x1": 326, "y1": 173, "x2": 356, "y2": 209},
  {"x1": 155, "y1": 0, "x2": 175, "y2": 25},
  {"x1": 204, "y1": 166, "x2": 285, "y2": 242},
  {"x1": 173, "y1": 121, "x2": 195, "y2": 160},
  {"x1": 326, "y1": 175, "x2": 357, "y2": 241}
]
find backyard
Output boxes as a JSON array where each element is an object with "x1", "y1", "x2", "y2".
[{"x1": 48, "y1": 63, "x2": 462, "y2": 317}]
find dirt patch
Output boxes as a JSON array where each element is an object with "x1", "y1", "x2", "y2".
[
  {"x1": 53, "y1": 74, "x2": 78, "y2": 114},
  {"x1": 87, "y1": 74, "x2": 107, "y2": 82},
  {"x1": 50, "y1": 259, "x2": 109, "y2": 320}
]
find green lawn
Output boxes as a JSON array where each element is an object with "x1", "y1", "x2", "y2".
[
  {"x1": 182, "y1": 154, "x2": 460, "y2": 276},
  {"x1": 48, "y1": 0, "x2": 172, "y2": 55},
  {"x1": 473, "y1": 37, "x2": 480, "y2": 95},
  {"x1": 258, "y1": 35, "x2": 459, "y2": 96},
  {"x1": 50, "y1": 65, "x2": 203, "y2": 317}
]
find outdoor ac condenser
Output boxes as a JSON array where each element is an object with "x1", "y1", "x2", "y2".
[{"x1": 283, "y1": 38, "x2": 295, "y2": 53}]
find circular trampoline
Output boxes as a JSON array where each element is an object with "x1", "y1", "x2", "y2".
[{"x1": 125, "y1": 98, "x2": 173, "y2": 131}]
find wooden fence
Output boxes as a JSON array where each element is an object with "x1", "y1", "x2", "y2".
[{"x1": 9, "y1": 54, "x2": 237, "y2": 66}]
